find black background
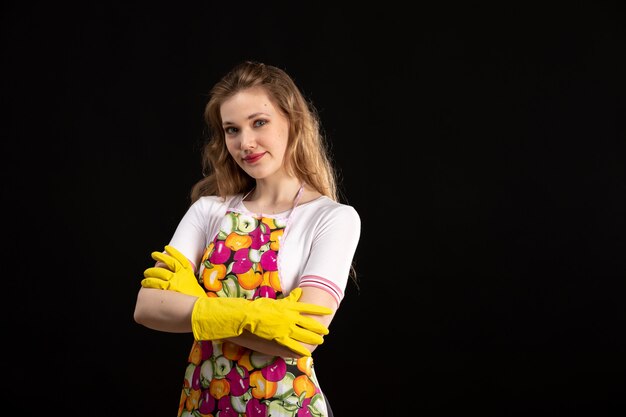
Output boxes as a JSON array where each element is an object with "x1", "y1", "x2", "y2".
[{"x1": 2, "y1": 2, "x2": 625, "y2": 416}]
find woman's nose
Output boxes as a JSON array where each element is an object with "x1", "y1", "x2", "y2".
[{"x1": 240, "y1": 129, "x2": 256, "y2": 149}]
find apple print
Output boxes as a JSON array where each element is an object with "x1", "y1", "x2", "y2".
[
  {"x1": 273, "y1": 217, "x2": 287, "y2": 228},
  {"x1": 200, "y1": 359, "x2": 213, "y2": 388},
  {"x1": 214, "y1": 355, "x2": 232, "y2": 378},
  {"x1": 209, "y1": 239, "x2": 231, "y2": 264},
  {"x1": 188, "y1": 341, "x2": 205, "y2": 366},
  {"x1": 209, "y1": 378, "x2": 229, "y2": 401},
  {"x1": 222, "y1": 340, "x2": 247, "y2": 361},
  {"x1": 249, "y1": 351, "x2": 276, "y2": 369},
  {"x1": 232, "y1": 248, "x2": 252, "y2": 274},
  {"x1": 267, "y1": 394, "x2": 301, "y2": 416},
  {"x1": 249, "y1": 222, "x2": 270, "y2": 249},
  {"x1": 178, "y1": 212, "x2": 328, "y2": 415},
  {"x1": 211, "y1": 342, "x2": 224, "y2": 357},
  {"x1": 250, "y1": 370, "x2": 278, "y2": 399},
  {"x1": 245, "y1": 397, "x2": 267, "y2": 417},
  {"x1": 191, "y1": 364, "x2": 202, "y2": 390},
  {"x1": 218, "y1": 212, "x2": 237, "y2": 239},
  {"x1": 273, "y1": 372, "x2": 296, "y2": 399},
  {"x1": 293, "y1": 375, "x2": 316, "y2": 399},
  {"x1": 225, "y1": 364, "x2": 250, "y2": 396},
  {"x1": 256, "y1": 285, "x2": 276, "y2": 299},
  {"x1": 230, "y1": 391, "x2": 253, "y2": 414},
  {"x1": 297, "y1": 397, "x2": 313, "y2": 417},
  {"x1": 200, "y1": 341, "x2": 213, "y2": 360},
  {"x1": 225, "y1": 232, "x2": 252, "y2": 251},
  {"x1": 236, "y1": 214, "x2": 258, "y2": 233},
  {"x1": 217, "y1": 275, "x2": 240, "y2": 298},
  {"x1": 260, "y1": 249, "x2": 278, "y2": 271},
  {"x1": 307, "y1": 393, "x2": 327, "y2": 416},
  {"x1": 262, "y1": 357, "x2": 287, "y2": 382},
  {"x1": 217, "y1": 395, "x2": 238, "y2": 417},
  {"x1": 240, "y1": 285, "x2": 256, "y2": 299},
  {"x1": 248, "y1": 247, "x2": 261, "y2": 263},
  {"x1": 197, "y1": 389, "x2": 215, "y2": 415},
  {"x1": 183, "y1": 363, "x2": 196, "y2": 390}
]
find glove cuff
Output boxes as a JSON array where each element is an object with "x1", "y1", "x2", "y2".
[{"x1": 191, "y1": 296, "x2": 247, "y2": 340}]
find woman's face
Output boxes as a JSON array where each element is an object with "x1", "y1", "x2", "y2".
[{"x1": 221, "y1": 86, "x2": 290, "y2": 181}]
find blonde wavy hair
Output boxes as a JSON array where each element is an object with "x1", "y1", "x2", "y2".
[{"x1": 190, "y1": 61, "x2": 338, "y2": 204}]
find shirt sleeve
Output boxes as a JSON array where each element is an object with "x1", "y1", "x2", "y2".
[
  {"x1": 298, "y1": 204, "x2": 361, "y2": 305},
  {"x1": 168, "y1": 196, "x2": 228, "y2": 272}
]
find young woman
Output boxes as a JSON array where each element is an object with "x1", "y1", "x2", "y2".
[{"x1": 134, "y1": 61, "x2": 361, "y2": 417}]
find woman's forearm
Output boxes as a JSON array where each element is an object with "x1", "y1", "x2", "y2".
[
  {"x1": 133, "y1": 287, "x2": 196, "y2": 333},
  {"x1": 225, "y1": 331, "x2": 313, "y2": 358},
  {"x1": 135, "y1": 288, "x2": 308, "y2": 356},
  {"x1": 134, "y1": 286, "x2": 332, "y2": 357}
]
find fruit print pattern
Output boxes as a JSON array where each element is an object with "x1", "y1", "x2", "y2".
[{"x1": 177, "y1": 210, "x2": 329, "y2": 417}]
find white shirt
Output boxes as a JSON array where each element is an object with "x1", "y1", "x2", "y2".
[{"x1": 168, "y1": 194, "x2": 361, "y2": 305}]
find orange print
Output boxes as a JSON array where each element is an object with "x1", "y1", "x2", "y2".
[
  {"x1": 225, "y1": 233, "x2": 252, "y2": 251},
  {"x1": 296, "y1": 356, "x2": 313, "y2": 376},
  {"x1": 267, "y1": 270, "x2": 282, "y2": 292},
  {"x1": 202, "y1": 263, "x2": 226, "y2": 291},
  {"x1": 293, "y1": 375, "x2": 316, "y2": 399},
  {"x1": 261, "y1": 218, "x2": 277, "y2": 230},
  {"x1": 237, "y1": 351, "x2": 254, "y2": 371},
  {"x1": 209, "y1": 378, "x2": 230, "y2": 399},
  {"x1": 177, "y1": 389, "x2": 187, "y2": 417},
  {"x1": 222, "y1": 341, "x2": 246, "y2": 361},
  {"x1": 185, "y1": 388, "x2": 201, "y2": 411},
  {"x1": 201, "y1": 243, "x2": 214, "y2": 263},
  {"x1": 188, "y1": 341, "x2": 203, "y2": 365},
  {"x1": 250, "y1": 370, "x2": 277, "y2": 399},
  {"x1": 269, "y1": 229, "x2": 283, "y2": 251},
  {"x1": 237, "y1": 269, "x2": 263, "y2": 290}
]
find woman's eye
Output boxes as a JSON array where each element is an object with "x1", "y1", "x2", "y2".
[
  {"x1": 224, "y1": 126, "x2": 238, "y2": 134},
  {"x1": 254, "y1": 119, "x2": 267, "y2": 127}
]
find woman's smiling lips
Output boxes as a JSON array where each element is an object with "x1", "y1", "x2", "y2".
[{"x1": 243, "y1": 152, "x2": 265, "y2": 163}]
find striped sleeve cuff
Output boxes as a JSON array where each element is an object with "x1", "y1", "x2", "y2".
[{"x1": 299, "y1": 275, "x2": 344, "y2": 306}]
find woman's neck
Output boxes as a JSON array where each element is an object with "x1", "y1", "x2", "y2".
[{"x1": 244, "y1": 179, "x2": 304, "y2": 214}]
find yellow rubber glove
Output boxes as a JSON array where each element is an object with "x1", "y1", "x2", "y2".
[
  {"x1": 141, "y1": 245, "x2": 207, "y2": 299},
  {"x1": 192, "y1": 287, "x2": 332, "y2": 357}
]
